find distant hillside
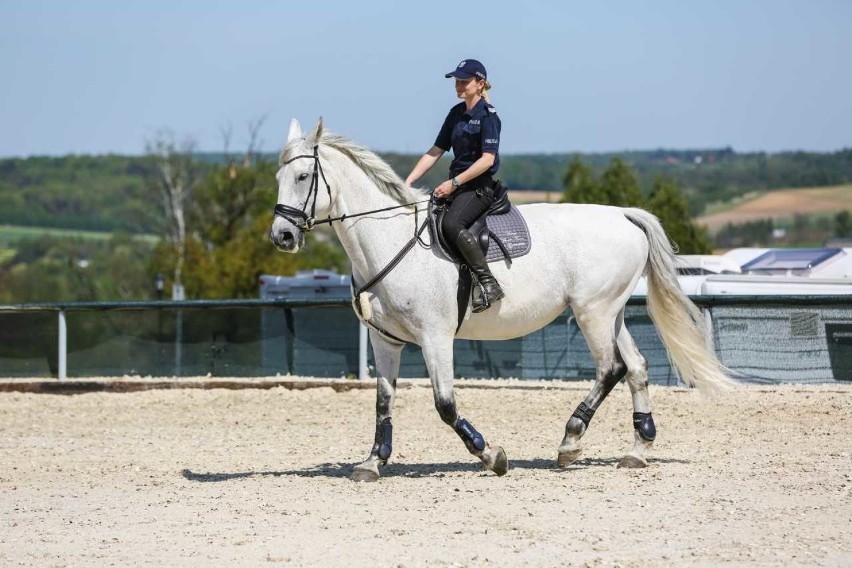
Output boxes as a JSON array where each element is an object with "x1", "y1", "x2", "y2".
[
  {"x1": 0, "y1": 155, "x2": 168, "y2": 233},
  {"x1": 697, "y1": 184, "x2": 852, "y2": 231},
  {"x1": 1, "y1": 148, "x2": 850, "y2": 234}
]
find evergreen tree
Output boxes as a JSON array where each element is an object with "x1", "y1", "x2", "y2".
[
  {"x1": 599, "y1": 158, "x2": 643, "y2": 207},
  {"x1": 646, "y1": 177, "x2": 712, "y2": 254},
  {"x1": 561, "y1": 155, "x2": 603, "y2": 204}
]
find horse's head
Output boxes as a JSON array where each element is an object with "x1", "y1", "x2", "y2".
[{"x1": 270, "y1": 117, "x2": 331, "y2": 253}]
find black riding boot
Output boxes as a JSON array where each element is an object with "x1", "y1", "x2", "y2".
[{"x1": 455, "y1": 229, "x2": 505, "y2": 313}]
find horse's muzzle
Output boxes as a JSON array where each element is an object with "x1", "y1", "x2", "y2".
[{"x1": 269, "y1": 228, "x2": 304, "y2": 252}]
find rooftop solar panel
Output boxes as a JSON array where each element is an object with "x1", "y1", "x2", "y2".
[{"x1": 741, "y1": 248, "x2": 842, "y2": 272}]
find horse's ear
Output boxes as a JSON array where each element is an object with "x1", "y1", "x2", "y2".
[
  {"x1": 309, "y1": 116, "x2": 324, "y2": 143},
  {"x1": 287, "y1": 118, "x2": 303, "y2": 142}
]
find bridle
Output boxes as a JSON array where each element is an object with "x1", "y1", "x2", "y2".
[
  {"x1": 272, "y1": 143, "x2": 436, "y2": 343},
  {"x1": 273, "y1": 145, "x2": 331, "y2": 232},
  {"x1": 273, "y1": 144, "x2": 429, "y2": 232}
]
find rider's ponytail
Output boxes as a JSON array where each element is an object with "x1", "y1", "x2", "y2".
[{"x1": 481, "y1": 81, "x2": 492, "y2": 103}]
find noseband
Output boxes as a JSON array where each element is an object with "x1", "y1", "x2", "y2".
[{"x1": 273, "y1": 145, "x2": 330, "y2": 232}]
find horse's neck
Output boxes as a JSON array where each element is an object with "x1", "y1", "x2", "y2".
[{"x1": 328, "y1": 160, "x2": 424, "y2": 282}]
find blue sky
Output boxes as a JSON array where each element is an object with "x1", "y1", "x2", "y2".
[{"x1": 1, "y1": 0, "x2": 850, "y2": 157}]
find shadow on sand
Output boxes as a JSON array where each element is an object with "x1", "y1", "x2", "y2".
[{"x1": 181, "y1": 455, "x2": 689, "y2": 482}]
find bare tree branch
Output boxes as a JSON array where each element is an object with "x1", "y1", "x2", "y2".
[
  {"x1": 145, "y1": 129, "x2": 199, "y2": 293},
  {"x1": 244, "y1": 114, "x2": 267, "y2": 167},
  {"x1": 220, "y1": 123, "x2": 234, "y2": 164}
]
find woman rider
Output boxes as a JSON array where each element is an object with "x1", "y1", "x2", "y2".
[{"x1": 405, "y1": 58, "x2": 505, "y2": 313}]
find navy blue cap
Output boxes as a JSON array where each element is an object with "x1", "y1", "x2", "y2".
[{"x1": 445, "y1": 59, "x2": 487, "y2": 81}]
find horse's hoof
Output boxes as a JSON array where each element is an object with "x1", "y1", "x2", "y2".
[
  {"x1": 557, "y1": 448, "x2": 582, "y2": 468},
  {"x1": 351, "y1": 465, "x2": 380, "y2": 482},
  {"x1": 490, "y1": 447, "x2": 509, "y2": 476},
  {"x1": 616, "y1": 454, "x2": 648, "y2": 469}
]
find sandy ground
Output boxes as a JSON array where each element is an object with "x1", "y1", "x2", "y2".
[
  {"x1": 697, "y1": 185, "x2": 852, "y2": 231},
  {"x1": 1, "y1": 379, "x2": 851, "y2": 567}
]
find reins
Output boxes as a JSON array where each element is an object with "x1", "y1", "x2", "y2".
[{"x1": 353, "y1": 215, "x2": 430, "y2": 298}]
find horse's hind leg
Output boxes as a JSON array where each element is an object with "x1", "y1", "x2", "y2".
[
  {"x1": 422, "y1": 336, "x2": 508, "y2": 476},
  {"x1": 616, "y1": 315, "x2": 656, "y2": 469},
  {"x1": 558, "y1": 308, "x2": 626, "y2": 467},
  {"x1": 352, "y1": 332, "x2": 403, "y2": 482}
]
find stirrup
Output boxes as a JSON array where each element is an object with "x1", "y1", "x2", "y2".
[
  {"x1": 472, "y1": 281, "x2": 501, "y2": 313},
  {"x1": 471, "y1": 279, "x2": 489, "y2": 313}
]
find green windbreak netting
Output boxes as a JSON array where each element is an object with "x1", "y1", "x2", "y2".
[
  {"x1": 0, "y1": 311, "x2": 58, "y2": 377},
  {"x1": 0, "y1": 302, "x2": 850, "y2": 383}
]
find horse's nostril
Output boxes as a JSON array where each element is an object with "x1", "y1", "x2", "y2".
[{"x1": 281, "y1": 230, "x2": 295, "y2": 247}]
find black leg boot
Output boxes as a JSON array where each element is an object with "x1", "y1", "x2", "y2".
[{"x1": 455, "y1": 229, "x2": 505, "y2": 313}]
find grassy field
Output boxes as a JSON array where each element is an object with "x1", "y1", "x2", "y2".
[
  {"x1": 697, "y1": 184, "x2": 852, "y2": 231},
  {"x1": 0, "y1": 225, "x2": 158, "y2": 247}
]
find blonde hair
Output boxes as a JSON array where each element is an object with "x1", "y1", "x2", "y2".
[{"x1": 481, "y1": 81, "x2": 492, "y2": 103}]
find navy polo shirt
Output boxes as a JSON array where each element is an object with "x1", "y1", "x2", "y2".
[{"x1": 434, "y1": 98, "x2": 501, "y2": 177}]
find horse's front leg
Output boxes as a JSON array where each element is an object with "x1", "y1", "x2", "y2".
[
  {"x1": 352, "y1": 332, "x2": 403, "y2": 482},
  {"x1": 422, "y1": 336, "x2": 508, "y2": 476}
]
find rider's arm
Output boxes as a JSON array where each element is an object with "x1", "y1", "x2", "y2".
[
  {"x1": 405, "y1": 146, "x2": 444, "y2": 186},
  {"x1": 452, "y1": 152, "x2": 495, "y2": 186}
]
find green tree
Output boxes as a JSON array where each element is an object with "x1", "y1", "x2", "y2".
[
  {"x1": 561, "y1": 155, "x2": 602, "y2": 204},
  {"x1": 646, "y1": 177, "x2": 712, "y2": 254},
  {"x1": 191, "y1": 160, "x2": 278, "y2": 248},
  {"x1": 835, "y1": 210, "x2": 851, "y2": 238},
  {"x1": 0, "y1": 233, "x2": 155, "y2": 303},
  {"x1": 149, "y1": 125, "x2": 348, "y2": 300},
  {"x1": 599, "y1": 158, "x2": 643, "y2": 207}
]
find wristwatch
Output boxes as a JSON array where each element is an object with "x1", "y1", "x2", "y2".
[{"x1": 451, "y1": 177, "x2": 460, "y2": 188}]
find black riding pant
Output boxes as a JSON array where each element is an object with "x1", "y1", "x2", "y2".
[{"x1": 441, "y1": 179, "x2": 494, "y2": 245}]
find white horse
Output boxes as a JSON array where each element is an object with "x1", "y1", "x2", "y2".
[{"x1": 271, "y1": 118, "x2": 733, "y2": 482}]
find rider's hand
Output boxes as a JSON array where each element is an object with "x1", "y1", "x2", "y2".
[{"x1": 434, "y1": 180, "x2": 455, "y2": 199}]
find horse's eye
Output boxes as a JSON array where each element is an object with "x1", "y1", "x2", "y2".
[{"x1": 297, "y1": 172, "x2": 310, "y2": 182}]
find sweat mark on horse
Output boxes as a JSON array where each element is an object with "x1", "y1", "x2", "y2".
[{"x1": 270, "y1": 118, "x2": 735, "y2": 482}]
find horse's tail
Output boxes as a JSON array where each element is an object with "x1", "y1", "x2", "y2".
[{"x1": 622, "y1": 208, "x2": 736, "y2": 394}]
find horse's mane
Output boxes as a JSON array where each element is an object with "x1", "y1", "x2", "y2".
[{"x1": 280, "y1": 130, "x2": 425, "y2": 203}]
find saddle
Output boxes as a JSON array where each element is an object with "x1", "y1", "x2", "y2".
[
  {"x1": 431, "y1": 182, "x2": 531, "y2": 264},
  {"x1": 429, "y1": 181, "x2": 532, "y2": 330}
]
